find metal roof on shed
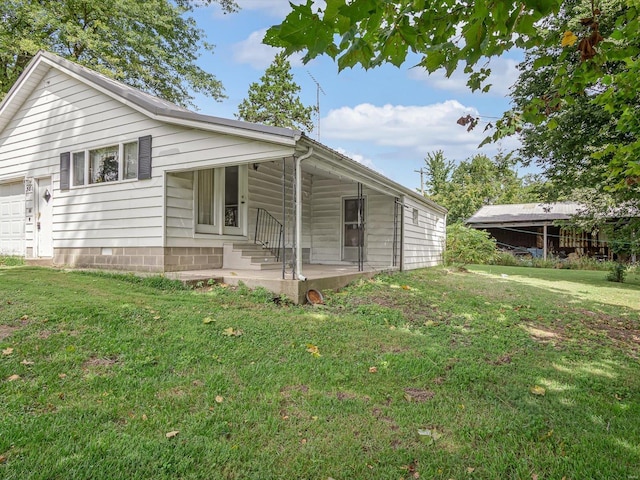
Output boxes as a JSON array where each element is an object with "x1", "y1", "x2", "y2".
[{"x1": 466, "y1": 202, "x2": 583, "y2": 225}]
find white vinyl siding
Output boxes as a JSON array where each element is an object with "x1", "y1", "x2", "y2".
[
  {"x1": 311, "y1": 177, "x2": 395, "y2": 267},
  {"x1": 402, "y1": 195, "x2": 446, "y2": 269},
  {"x1": 0, "y1": 70, "x2": 164, "y2": 249},
  {"x1": 246, "y1": 159, "x2": 311, "y2": 249},
  {"x1": 0, "y1": 69, "x2": 295, "y2": 252}
]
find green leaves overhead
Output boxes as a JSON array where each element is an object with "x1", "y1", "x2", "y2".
[
  {"x1": 266, "y1": 0, "x2": 562, "y2": 91},
  {"x1": 267, "y1": 0, "x2": 639, "y2": 201},
  {"x1": 0, "y1": 0, "x2": 230, "y2": 107}
]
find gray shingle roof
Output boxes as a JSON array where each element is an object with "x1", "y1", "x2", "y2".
[{"x1": 0, "y1": 50, "x2": 299, "y2": 141}]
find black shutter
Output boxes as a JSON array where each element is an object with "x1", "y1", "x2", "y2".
[
  {"x1": 138, "y1": 135, "x2": 152, "y2": 180},
  {"x1": 60, "y1": 152, "x2": 70, "y2": 190}
]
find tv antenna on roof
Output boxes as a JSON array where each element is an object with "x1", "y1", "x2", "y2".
[{"x1": 307, "y1": 71, "x2": 325, "y2": 141}]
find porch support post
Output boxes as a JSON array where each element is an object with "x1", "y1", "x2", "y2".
[
  {"x1": 295, "y1": 147, "x2": 313, "y2": 280},
  {"x1": 543, "y1": 223, "x2": 548, "y2": 260},
  {"x1": 282, "y1": 158, "x2": 286, "y2": 280}
]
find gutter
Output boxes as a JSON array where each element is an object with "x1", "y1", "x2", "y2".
[{"x1": 295, "y1": 147, "x2": 314, "y2": 281}]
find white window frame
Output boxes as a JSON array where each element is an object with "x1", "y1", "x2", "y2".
[
  {"x1": 70, "y1": 140, "x2": 139, "y2": 187},
  {"x1": 194, "y1": 165, "x2": 248, "y2": 236}
]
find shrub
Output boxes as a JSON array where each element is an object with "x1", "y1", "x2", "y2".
[
  {"x1": 445, "y1": 223, "x2": 497, "y2": 266},
  {"x1": 0, "y1": 256, "x2": 25, "y2": 266},
  {"x1": 491, "y1": 251, "x2": 521, "y2": 266},
  {"x1": 606, "y1": 263, "x2": 627, "y2": 283}
]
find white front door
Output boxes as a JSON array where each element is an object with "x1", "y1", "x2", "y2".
[
  {"x1": 36, "y1": 177, "x2": 53, "y2": 257},
  {"x1": 195, "y1": 165, "x2": 247, "y2": 236}
]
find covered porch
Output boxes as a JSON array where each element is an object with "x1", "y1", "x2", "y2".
[{"x1": 164, "y1": 141, "x2": 405, "y2": 278}]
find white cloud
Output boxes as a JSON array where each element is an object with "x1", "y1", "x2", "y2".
[
  {"x1": 234, "y1": 0, "x2": 301, "y2": 16},
  {"x1": 232, "y1": 29, "x2": 304, "y2": 69},
  {"x1": 322, "y1": 101, "x2": 521, "y2": 162},
  {"x1": 232, "y1": 29, "x2": 278, "y2": 69},
  {"x1": 234, "y1": 0, "x2": 324, "y2": 16},
  {"x1": 408, "y1": 57, "x2": 520, "y2": 97},
  {"x1": 333, "y1": 147, "x2": 385, "y2": 175}
]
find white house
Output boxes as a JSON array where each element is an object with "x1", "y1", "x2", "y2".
[{"x1": 0, "y1": 51, "x2": 446, "y2": 297}]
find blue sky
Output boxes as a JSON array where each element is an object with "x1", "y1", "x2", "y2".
[{"x1": 190, "y1": 0, "x2": 523, "y2": 191}]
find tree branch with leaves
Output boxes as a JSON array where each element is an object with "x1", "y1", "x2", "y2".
[{"x1": 0, "y1": 0, "x2": 237, "y2": 108}]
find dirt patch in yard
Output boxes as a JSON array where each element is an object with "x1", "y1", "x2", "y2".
[
  {"x1": 576, "y1": 308, "x2": 640, "y2": 358},
  {"x1": 403, "y1": 388, "x2": 435, "y2": 402},
  {"x1": 0, "y1": 325, "x2": 19, "y2": 340},
  {"x1": 524, "y1": 308, "x2": 639, "y2": 358}
]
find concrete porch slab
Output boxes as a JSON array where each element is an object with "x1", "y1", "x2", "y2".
[{"x1": 165, "y1": 264, "x2": 397, "y2": 304}]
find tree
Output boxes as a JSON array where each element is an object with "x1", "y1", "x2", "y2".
[
  {"x1": 508, "y1": 0, "x2": 636, "y2": 198},
  {"x1": 422, "y1": 150, "x2": 453, "y2": 197},
  {"x1": 423, "y1": 152, "x2": 542, "y2": 224},
  {"x1": 235, "y1": 52, "x2": 315, "y2": 132},
  {"x1": 265, "y1": 0, "x2": 639, "y2": 195},
  {"x1": 0, "y1": 0, "x2": 237, "y2": 108}
]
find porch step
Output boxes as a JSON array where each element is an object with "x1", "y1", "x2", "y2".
[
  {"x1": 25, "y1": 258, "x2": 53, "y2": 267},
  {"x1": 223, "y1": 243, "x2": 282, "y2": 270}
]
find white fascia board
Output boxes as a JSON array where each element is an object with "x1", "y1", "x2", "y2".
[
  {"x1": 0, "y1": 58, "x2": 50, "y2": 134},
  {"x1": 154, "y1": 114, "x2": 299, "y2": 146}
]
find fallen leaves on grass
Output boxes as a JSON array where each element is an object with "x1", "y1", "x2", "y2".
[
  {"x1": 215, "y1": 395, "x2": 224, "y2": 403},
  {"x1": 417, "y1": 428, "x2": 442, "y2": 445},
  {"x1": 2, "y1": 347, "x2": 13, "y2": 355},
  {"x1": 530, "y1": 385, "x2": 546, "y2": 396},
  {"x1": 400, "y1": 458, "x2": 420, "y2": 478},
  {"x1": 369, "y1": 366, "x2": 378, "y2": 373},
  {"x1": 306, "y1": 344, "x2": 321, "y2": 357},
  {"x1": 21, "y1": 359, "x2": 34, "y2": 365},
  {"x1": 7, "y1": 374, "x2": 20, "y2": 381},
  {"x1": 222, "y1": 327, "x2": 243, "y2": 337},
  {"x1": 165, "y1": 430, "x2": 179, "y2": 439},
  {"x1": 203, "y1": 317, "x2": 215, "y2": 324}
]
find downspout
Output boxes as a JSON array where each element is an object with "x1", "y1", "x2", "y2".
[
  {"x1": 295, "y1": 147, "x2": 313, "y2": 280},
  {"x1": 443, "y1": 213, "x2": 448, "y2": 266},
  {"x1": 400, "y1": 196, "x2": 405, "y2": 271}
]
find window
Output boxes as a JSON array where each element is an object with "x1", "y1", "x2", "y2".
[
  {"x1": 61, "y1": 135, "x2": 152, "y2": 190},
  {"x1": 90, "y1": 145, "x2": 119, "y2": 184},
  {"x1": 412, "y1": 208, "x2": 419, "y2": 225},
  {"x1": 123, "y1": 142, "x2": 138, "y2": 180},
  {"x1": 72, "y1": 152, "x2": 85, "y2": 186},
  {"x1": 197, "y1": 169, "x2": 216, "y2": 226}
]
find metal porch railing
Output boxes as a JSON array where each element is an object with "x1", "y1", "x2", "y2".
[{"x1": 254, "y1": 208, "x2": 284, "y2": 261}]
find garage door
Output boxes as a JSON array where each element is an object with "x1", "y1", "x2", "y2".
[{"x1": 0, "y1": 182, "x2": 25, "y2": 256}]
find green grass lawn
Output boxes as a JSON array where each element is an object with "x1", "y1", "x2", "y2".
[{"x1": 1, "y1": 266, "x2": 639, "y2": 479}]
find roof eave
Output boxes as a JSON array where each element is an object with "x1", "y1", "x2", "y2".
[{"x1": 298, "y1": 136, "x2": 448, "y2": 215}]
